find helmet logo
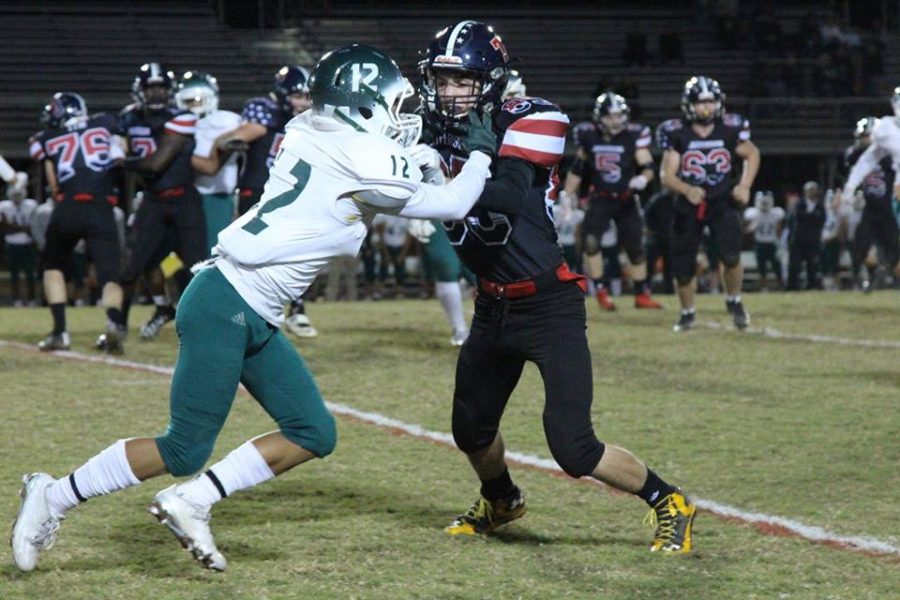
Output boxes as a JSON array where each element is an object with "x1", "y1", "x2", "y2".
[
  {"x1": 489, "y1": 36, "x2": 509, "y2": 62},
  {"x1": 350, "y1": 63, "x2": 379, "y2": 92}
]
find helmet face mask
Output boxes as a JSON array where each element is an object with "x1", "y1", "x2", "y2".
[
  {"x1": 132, "y1": 63, "x2": 175, "y2": 113},
  {"x1": 681, "y1": 76, "x2": 724, "y2": 125},
  {"x1": 309, "y1": 44, "x2": 422, "y2": 148},
  {"x1": 175, "y1": 71, "x2": 220, "y2": 118},
  {"x1": 418, "y1": 20, "x2": 510, "y2": 130},
  {"x1": 593, "y1": 93, "x2": 630, "y2": 136}
]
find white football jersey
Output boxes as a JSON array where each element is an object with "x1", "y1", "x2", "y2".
[
  {"x1": 193, "y1": 109, "x2": 242, "y2": 195},
  {"x1": 844, "y1": 117, "x2": 900, "y2": 196},
  {"x1": 0, "y1": 198, "x2": 38, "y2": 245},
  {"x1": 743, "y1": 206, "x2": 784, "y2": 244},
  {"x1": 212, "y1": 111, "x2": 490, "y2": 325}
]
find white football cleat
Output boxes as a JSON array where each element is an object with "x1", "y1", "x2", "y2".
[
  {"x1": 284, "y1": 313, "x2": 318, "y2": 338},
  {"x1": 148, "y1": 485, "x2": 227, "y2": 571},
  {"x1": 10, "y1": 473, "x2": 62, "y2": 572}
]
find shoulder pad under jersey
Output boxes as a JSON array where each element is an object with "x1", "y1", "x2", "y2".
[
  {"x1": 242, "y1": 97, "x2": 282, "y2": 129},
  {"x1": 628, "y1": 122, "x2": 652, "y2": 148},
  {"x1": 655, "y1": 118, "x2": 684, "y2": 150},
  {"x1": 722, "y1": 112, "x2": 751, "y2": 140},
  {"x1": 495, "y1": 97, "x2": 569, "y2": 168},
  {"x1": 571, "y1": 121, "x2": 596, "y2": 146},
  {"x1": 349, "y1": 135, "x2": 423, "y2": 207},
  {"x1": 164, "y1": 109, "x2": 197, "y2": 136}
]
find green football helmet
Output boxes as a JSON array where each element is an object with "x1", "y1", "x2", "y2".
[
  {"x1": 309, "y1": 44, "x2": 421, "y2": 147},
  {"x1": 175, "y1": 71, "x2": 219, "y2": 118}
]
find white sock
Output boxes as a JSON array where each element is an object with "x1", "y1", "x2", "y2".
[
  {"x1": 177, "y1": 441, "x2": 275, "y2": 507},
  {"x1": 45, "y1": 439, "x2": 141, "y2": 517},
  {"x1": 435, "y1": 281, "x2": 467, "y2": 336}
]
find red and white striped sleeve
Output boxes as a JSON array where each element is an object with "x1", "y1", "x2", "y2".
[
  {"x1": 28, "y1": 135, "x2": 45, "y2": 160},
  {"x1": 498, "y1": 111, "x2": 569, "y2": 168},
  {"x1": 165, "y1": 112, "x2": 197, "y2": 136}
]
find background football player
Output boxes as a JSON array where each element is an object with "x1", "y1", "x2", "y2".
[
  {"x1": 11, "y1": 43, "x2": 495, "y2": 574},
  {"x1": 215, "y1": 65, "x2": 318, "y2": 337},
  {"x1": 418, "y1": 20, "x2": 696, "y2": 554},
  {"x1": 563, "y1": 92, "x2": 662, "y2": 310},
  {"x1": 657, "y1": 76, "x2": 760, "y2": 332},
  {"x1": 175, "y1": 71, "x2": 241, "y2": 254},
  {"x1": 27, "y1": 92, "x2": 127, "y2": 352},
  {"x1": 842, "y1": 115, "x2": 900, "y2": 289},
  {"x1": 115, "y1": 63, "x2": 207, "y2": 344},
  {"x1": 0, "y1": 171, "x2": 39, "y2": 306},
  {"x1": 743, "y1": 190, "x2": 785, "y2": 291}
]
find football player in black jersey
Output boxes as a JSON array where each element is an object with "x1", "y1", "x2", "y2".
[
  {"x1": 563, "y1": 92, "x2": 662, "y2": 310},
  {"x1": 114, "y1": 63, "x2": 208, "y2": 344},
  {"x1": 28, "y1": 92, "x2": 128, "y2": 353},
  {"x1": 214, "y1": 65, "x2": 318, "y2": 338},
  {"x1": 657, "y1": 76, "x2": 760, "y2": 331},
  {"x1": 418, "y1": 20, "x2": 696, "y2": 553},
  {"x1": 843, "y1": 117, "x2": 900, "y2": 290}
]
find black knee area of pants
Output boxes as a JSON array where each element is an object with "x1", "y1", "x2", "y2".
[
  {"x1": 675, "y1": 273, "x2": 694, "y2": 286},
  {"x1": 452, "y1": 404, "x2": 498, "y2": 455},
  {"x1": 544, "y1": 412, "x2": 606, "y2": 478},
  {"x1": 721, "y1": 252, "x2": 741, "y2": 268}
]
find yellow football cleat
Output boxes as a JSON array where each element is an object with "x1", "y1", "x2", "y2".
[
  {"x1": 645, "y1": 489, "x2": 696, "y2": 554},
  {"x1": 445, "y1": 487, "x2": 526, "y2": 536}
]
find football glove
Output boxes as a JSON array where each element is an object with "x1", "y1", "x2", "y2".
[
  {"x1": 463, "y1": 110, "x2": 497, "y2": 158},
  {"x1": 407, "y1": 219, "x2": 436, "y2": 243}
]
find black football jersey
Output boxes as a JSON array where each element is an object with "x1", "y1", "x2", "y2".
[
  {"x1": 574, "y1": 122, "x2": 651, "y2": 197},
  {"x1": 428, "y1": 97, "x2": 569, "y2": 282},
  {"x1": 119, "y1": 105, "x2": 196, "y2": 193},
  {"x1": 656, "y1": 113, "x2": 750, "y2": 201},
  {"x1": 29, "y1": 113, "x2": 121, "y2": 203},
  {"x1": 237, "y1": 97, "x2": 290, "y2": 193},
  {"x1": 843, "y1": 145, "x2": 895, "y2": 209}
]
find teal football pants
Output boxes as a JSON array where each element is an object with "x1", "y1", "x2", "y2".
[
  {"x1": 201, "y1": 192, "x2": 235, "y2": 254},
  {"x1": 155, "y1": 266, "x2": 336, "y2": 476}
]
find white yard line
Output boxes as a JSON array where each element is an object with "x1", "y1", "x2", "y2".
[
  {"x1": 2, "y1": 339, "x2": 897, "y2": 557},
  {"x1": 701, "y1": 321, "x2": 900, "y2": 348}
]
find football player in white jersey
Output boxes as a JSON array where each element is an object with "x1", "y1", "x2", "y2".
[
  {"x1": 844, "y1": 86, "x2": 900, "y2": 202},
  {"x1": 11, "y1": 44, "x2": 496, "y2": 573},
  {"x1": 175, "y1": 70, "x2": 242, "y2": 254},
  {"x1": 743, "y1": 191, "x2": 785, "y2": 290}
]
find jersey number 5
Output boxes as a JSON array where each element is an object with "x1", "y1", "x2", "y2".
[{"x1": 242, "y1": 158, "x2": 311, "y2": 234}]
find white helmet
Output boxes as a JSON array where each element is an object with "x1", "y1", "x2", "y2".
[{"x1": 175, "y1": 71, "x2": 219, "y2": 118}]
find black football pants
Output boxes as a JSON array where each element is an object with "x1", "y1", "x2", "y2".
[{"x1": 451, "y1": 281, "x2": 605, "y2": 478}]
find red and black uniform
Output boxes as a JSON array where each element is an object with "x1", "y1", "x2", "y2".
[
  {"x1": 118, "y1": 105, "x2": 207, "y2": 283},
  {"x1": 843, "y1": 145, "x2": 899, "y2": 268},
  {"x1": 236, "y1": 96, "x2": 290, "y2": 215},
  {"x1": 571, "y1": 121, "x2": 652, "y2": 264},
  {"x1": 29, "y1": 113, "x2": 122, "y2": 286},
  {"x1": 430, "y1": 97, "x2": 605, "y2": 478},
  {"x1": 656, "y1": 113, "x2": 750, "y2": 282}
]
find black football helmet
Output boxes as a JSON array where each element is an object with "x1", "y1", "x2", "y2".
[
  {"x1": 418, "y1": 20, "x2": 510, "y2": 129},
  {"x1": 272, "y1": 65, "x2": 311, "y2": 114},
  {"x1": 39, "y1": 102, "x2": 56, "y2": 129},
  {"x1": 47, "y1": 92, "x2": 88, "y2": 127},
  {"x1": 680, "y1": 76, "x2": 725, "y2": 124},
  {"x1": 131, "y1": 62, "x2": 176, "y2": 113},
  {"x1": 593, "y1": 92, "x2": 630, "y2": 135}
]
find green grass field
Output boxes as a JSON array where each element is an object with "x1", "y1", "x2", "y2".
[{"x1": 1, "y1": 291, "x2": 898, "y2": 599}]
